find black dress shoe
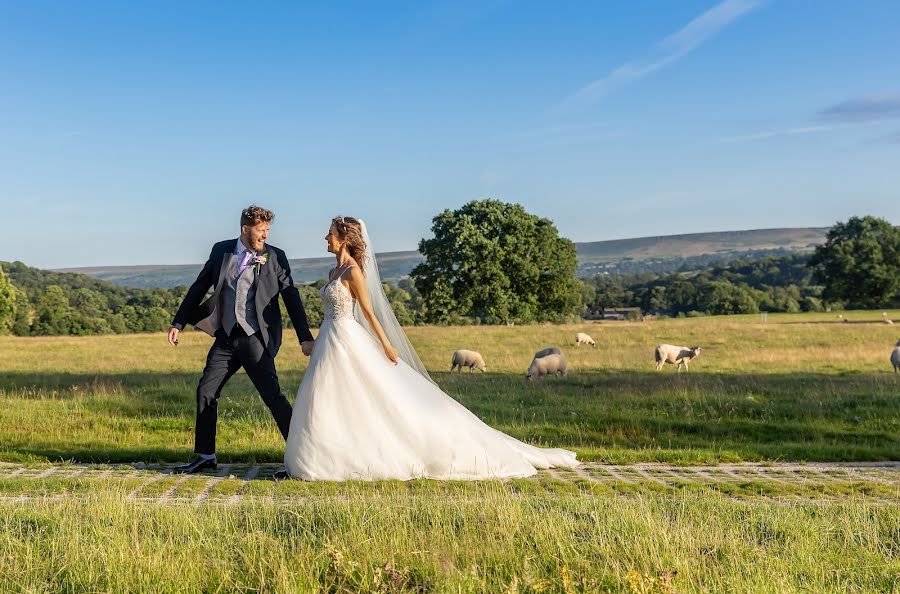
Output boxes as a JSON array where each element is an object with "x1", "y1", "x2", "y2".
[
  {"x1": 172, "y1": 457, "x2": 217, "y2": 475},
  {"x1": 273, "y1": 469, "x2": 290, "y2": 481}
]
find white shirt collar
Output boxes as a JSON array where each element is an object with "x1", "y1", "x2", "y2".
[{"x1": 236, "y1": 237, "x2": 257, "y2": 256}]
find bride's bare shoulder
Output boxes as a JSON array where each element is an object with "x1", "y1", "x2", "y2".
[
  {"x1": 344, "y1": 263, "x2": 366, "y2": 292},
  {"x1": 346, "y1": 262, "x2": 364, "y2": 278},
  {"x1": 329, "y1": 265, "x2": 349, "y2": 282}
]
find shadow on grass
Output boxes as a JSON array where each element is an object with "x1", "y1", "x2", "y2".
[
  {"x1": 780, "y1": 320, "x2": 897, "y2": 325},
  {"x1": 0, "y1": 369, "x2": 897, "y2": 464}
]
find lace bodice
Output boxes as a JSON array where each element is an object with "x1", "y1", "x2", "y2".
[{"x1": 320, "y1": 269, "x2": 357, "y2": 321}]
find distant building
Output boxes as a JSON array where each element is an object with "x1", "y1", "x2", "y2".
[{"x1": 601, "y1": 307, "x2": 644, "y2": 321}]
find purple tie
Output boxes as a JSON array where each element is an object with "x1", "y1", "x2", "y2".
[{"x1": 236, "y1": 249, "x2": 253, "y2": 278}]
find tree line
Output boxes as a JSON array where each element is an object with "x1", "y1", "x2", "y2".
[
  {"x1": 0, "y1": 261, "x2": 189, "y2": 336},
  {"x1": 1, "y1": 207, "x2": 897, "y2": 336},
  {"x1": 586, "y1": 216, "x2": 899, "y2": 317},
  {"x1": 0, "y1": 258, "x2": 424, "y2": 336},
  {"x1": 585, "y1": 253, "x2": 823, "y2": 317}
]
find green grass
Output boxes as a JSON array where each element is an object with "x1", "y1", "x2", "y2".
[
  {"x1": 0, "y1": 490, "x2": 896, "y2": 594},
  {"x1": 0, "y1": 312, "x2": 898, "y2": 592},
  {"x1": 0, "y1": 311, "x2": 897, "y2": 464}
]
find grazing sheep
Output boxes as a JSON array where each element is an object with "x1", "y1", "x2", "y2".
[
  {"x1": 575, "y1": 332, "x2": 596, "y2": 347},
  {"x1": 450, "y1": 349, "x2": 487, "y2": 374},
  {"x1": 526, "y1": 353, "x2": 567, "y2": 381},
  {"x1": 533, "y1": 346, "x2": 563, "y2": 359},
  {"x1": 892, "y1": 340, "x2": 900, "y2": 373},
  {"x1": 883, "y1": 312, "x2": 894, "y2": 325},
  {"x1": 655, "y1": 344, "x2": 702, "y2": 372}
]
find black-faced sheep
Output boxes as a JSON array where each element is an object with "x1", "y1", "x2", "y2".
[
  {"x1": 450, "y1": 349, "x2": 487, "y2": 374},
  {"x1": 655, "y1": 344, "x2": 702, "y2": 371},
  {"x1": 526, "y1": 353, "x2": 567, "y2": 380},
  {"x1": 575, "y1": 332, "x2": 596, "y2": 347}
]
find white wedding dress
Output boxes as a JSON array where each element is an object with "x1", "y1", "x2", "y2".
[{"x1": 283, "y1": 267, "x2": 580, "y2": 481}]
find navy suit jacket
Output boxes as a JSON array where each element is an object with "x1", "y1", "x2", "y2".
[{"x1": 172, "y1": 239, "x2": 314, "y2": 357}]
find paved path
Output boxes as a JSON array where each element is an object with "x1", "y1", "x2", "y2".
[{"x1": 0, "y1": 461, "x2": 895, "y2": 505}]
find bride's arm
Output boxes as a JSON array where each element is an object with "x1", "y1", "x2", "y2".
[{"x1": 346, "y1": 266, "x2": 399, "y2": 365}]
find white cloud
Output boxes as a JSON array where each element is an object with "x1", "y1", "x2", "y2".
[
  {"x1": 720, "y1": 124, "x2": 844, "y2": 143},
  {"x1": 552, "y1": 0, "x2": 764, "y2": 114},
  {"x1": 722, "y1": 94, "x2": 900, "y2": 143}
]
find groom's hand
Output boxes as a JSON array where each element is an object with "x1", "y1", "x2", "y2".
[
  {"x1": 301, "y1": 340, "x2": 314, "y2": 357},
  {"x1": 168, "y1": 327, "x2": 180, "y2": 347}
]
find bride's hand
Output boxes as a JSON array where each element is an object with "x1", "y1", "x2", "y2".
[{"x1": 383, "y1": 344, "x2": 399, "y2": 365}]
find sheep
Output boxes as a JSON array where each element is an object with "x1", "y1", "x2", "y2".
[
  {"x1": 655, "y1": 344, "x2": 702, "y2": 372},
  {"x1": 575, "y1": 332, "x2": 596, "y2": 347},
  {"x1": 883, "y1": 312, "x2": 894, "y2": 325},
  {"x1": 892, "y1": 340, "x2": 900, "y2": 373},
  {"x1": 450, "y1": 349, "x2": 487, "y2": 374},
  {"x1": 526, "y1": 353, "x2": 567, "y2": 381},
  {"x1": 533, "y1": 346, "x2": 563, "y2": 359}
]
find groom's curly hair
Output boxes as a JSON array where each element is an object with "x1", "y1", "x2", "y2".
[
  {"x1": 241, "y1": 205, "x2": 275, "y2": 227},
  {"x1": 332, "y1": 216, "x2": 367, "y2": 273}
]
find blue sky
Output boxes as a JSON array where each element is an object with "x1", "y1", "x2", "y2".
[{"x1": 1, "y1": 0, "x2": 898, "y2": 268}]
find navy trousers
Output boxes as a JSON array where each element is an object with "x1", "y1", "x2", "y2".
[{"x1": 194, "y1": 327, "x2": 292, "y2": 455}]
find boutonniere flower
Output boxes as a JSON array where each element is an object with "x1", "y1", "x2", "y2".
[{"x1": 252, "y1": 253, "x2": 268, "y2": 273}]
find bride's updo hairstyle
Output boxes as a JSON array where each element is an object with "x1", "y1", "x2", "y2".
[{"x1": 332, "y1": 216, "x2": 367, "y2": 274}]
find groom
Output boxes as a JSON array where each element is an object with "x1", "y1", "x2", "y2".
[{"x1": 168, "y1": 205, "x2": 315, "y2": 475}]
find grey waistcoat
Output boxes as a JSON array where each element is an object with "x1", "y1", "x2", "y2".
[{"x1": 221, "y1": 254, "x2": 260, "y2": 336}]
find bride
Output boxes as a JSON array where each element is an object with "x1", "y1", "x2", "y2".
[{"x1": 283, "y1": 216, "x2": 579, "y2": 481}]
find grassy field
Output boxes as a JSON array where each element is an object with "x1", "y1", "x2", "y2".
[
  {"x1": 1, "y1": 489, "x2": 897, "y2": 593},
  {"x1": 0, "y1": 310, "x2": 897, "y2": 465},
  {"x1": 0, "y1": 311, "x2": 897, "y2": 592}
]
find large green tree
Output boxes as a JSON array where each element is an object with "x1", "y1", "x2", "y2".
[
  {"x1": 11, "y1": 287, "x2": 31, "y2": 335},
  {"x1": 383, "y1": 282, "x2": 416, "y2": 326},
  {"x1": 32, "y1": 285, "x2": 73, "y2": 335},
  {"x1": 696, "y1": 281, "x2": 760, "y2": 315},
  {"x1": 0, "y1": 266, "x2": 16, "y2": 334},
  {"x1": 412, "y1": 199, "x2": 582, "y2": 324},
  {"x1": 808, "y1": 216, "x2": 900, "y2": 308}
]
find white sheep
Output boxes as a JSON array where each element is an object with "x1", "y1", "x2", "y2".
[
  {"x1": 450, "y1": 349, "x2": 487, "y2": 374},
  {"x1": 892, "y1": 339, "x2": 900, "y2": 373},
  {"x1": 883, "y1": 312, "x2": 894, "y2": 325},
  {"x1": 533, "y1": 346, "x2": 563, "y2": 359},
  {"x1": 655, "y1": 344, "x2": 702, "y2": 372},
  {"x1": 526, "y1": 353, "x2": 567, "y2": 381},
  {"x1": 575, "y1": 332, "x2": 596, "y2": 347}
]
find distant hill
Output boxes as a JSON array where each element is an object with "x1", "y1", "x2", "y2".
[
  {"x1": 57, "y1": 227, "x2": 829, "y2": 289},
  {"x1": 574, "y1": 227, "x2": 828, "y2": 261},
  {"x1": 575, "y1": 227, "x2": 829, "y2": 276}
]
